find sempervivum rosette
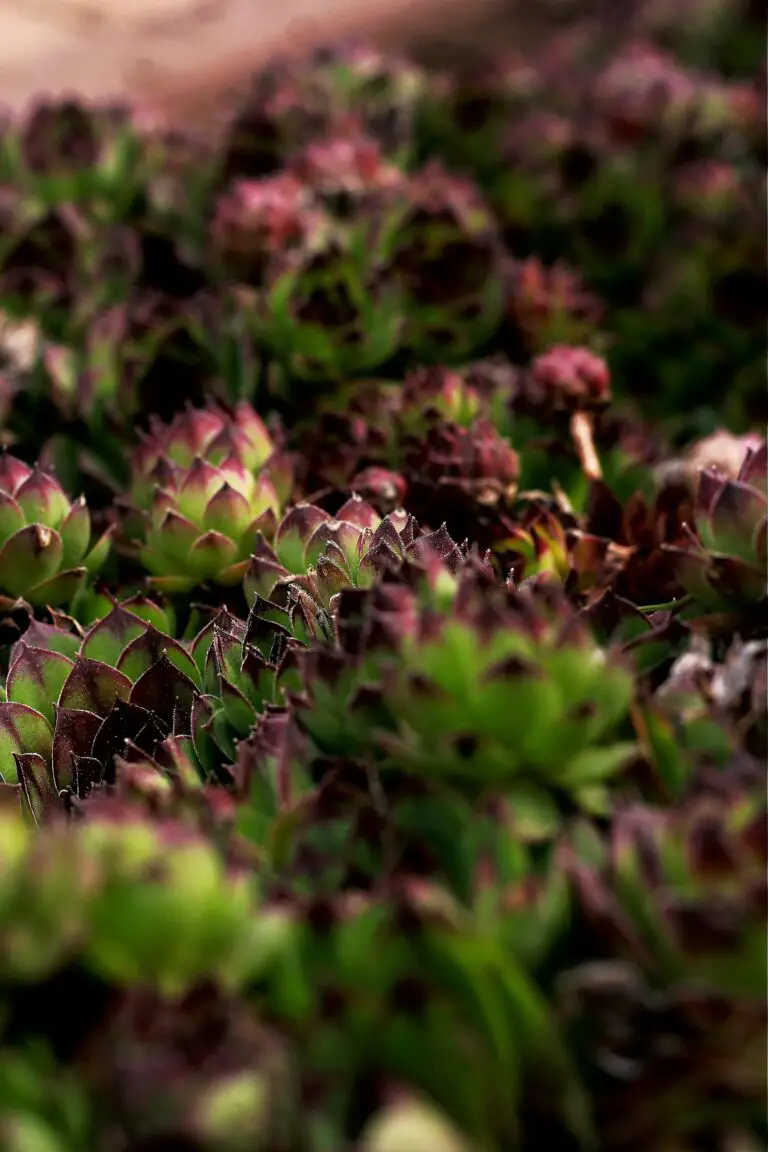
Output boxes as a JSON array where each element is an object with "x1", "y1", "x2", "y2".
[
  {"x1": 251, "y1": 230, "x2": 404, "y2": 383},
  {"x1": 0, "y1": 594, "x2": 299, "y2": 820},
  {"x1": 663, "y1": 439, "x2": 767, "y2": 616},
  {"x1": 295, "y1": 573, "x2": 636, "y2": 819},
  {"x1": 209, "y1": 172, "x2": 326, "y2": 288},
  {"x1": 244, "y1": 494, "x2": 465, "y2": 621},
  {"x1": 387, "y1": 162, "x2": 508, "y2": 361},
  {"x1": 563, "y1": 790, "x2": 767, "y2": 1150},
  {"x1": 126, "y1": 402, "x2": 292, "y2": 594},
  {"x1": 0, "y1": 452, "x2": 111, "y2": 607},
  {"x1": 0, "y1": 599, "x2": 201, "y2": 820},
  {"x1": 507, "y1": 255, "x2": 605, "y2": 357}
]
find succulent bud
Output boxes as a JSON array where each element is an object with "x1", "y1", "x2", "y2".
[{"x1": 360, "y1": 1097, "x2": 473, "y2": 1152}]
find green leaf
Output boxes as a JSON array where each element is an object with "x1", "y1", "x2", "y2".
[
  {"x1": 505, "y1": 784, "x2": 561, "y2": 842},
  {"x1": 561, "y1": 742, "x2": 638, "y2": 786},
  {"x1": 633, "y1": 704, "x2": 688, "y2": 802},
  {"x1": 59, "y1": 657, "x2": 132, "y2": 718},
  {"x1": 0, "y1": 525, "x2": 63, "y2": 599},
  {"x1": 6, "y1": 646, "x2": 74, "y2": 726},
  {"x1": 0, "y1": 703, "x2": 53, "y2": 783}
]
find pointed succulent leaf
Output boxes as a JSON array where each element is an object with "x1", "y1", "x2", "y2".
[
  {"x1": 18, "y1": 618, "x2": 82, "y2": 660},
  {"x1": 310, "y1": 518, "x2": 363, "y2": 571},
  {"x1": 145, "y1": 510, "x2": 200, "y2": 569},
  {"x1": 244, "y1": 540, "x2": 289, "y2": 604},
  {"x1": 316, "y1": 555, "x2": 352, "y2": 604},
  {"x1": 191, "y1": 609, "x2": 246, "y2": 676},
  {"x1": 58, "y1": 497, "x2": 91, "y2": 568},
  {"x1": 738, "y1": 440, "x2": 767, "y2": 487},
  {"x1": 243, "y1": 597, "x2": 292, "y2": 660},
  {"x1": 0, "y1": 702, "x2": 53, "y2": 782},
  {"x1": 83, "y1": 524, "x2": 113, "y2": 575},
  {"x1": 0, "y1": 525, "x2": 64, "y2": 598},
  {"x1": 366, "y1": 515, "x2": 407, "y2": 565},
  {"x1": 203, "y1": 481, "x2": 253, "y2": 540},
  {"x1": 59, "y1": 656, "x2": 132, "y2": 718},
  {"x1": 203, "y1": 631, "x2": 231, "y2": 695},
  {"x1": 0, "y1": 495, "x2": 26, "y2": 548},
  {"x1": 0, "y1": 453, "x2": 33, "y2": 495},
  {"x1": 129, "y1": 652, "x2": 199, "y2": 733},
  {"x1": 81, "y1": 603, "x2": 149, "y2": 666},
  {"x1": 274, "y1": 504, "x2": 330, "y2": 571},
  {"x1": 559, "y1": 742, "x2": 638, "y2": 786},
  {"x1": 176, "y1": 458, "x2": 226, "y2": 524},
  {"x1": 219, "y1": 676, "x2": 259, "y2": 737},
  {"x1": 263, "y1": 450, "x2": 294, "y2": 507},
  {"x1": 121, "y1": 595, "x2": 175, "y2": 633},
  {"x1": 145, "y1": 572, "x2": 199, "y2": 594},
  {"x1": 191, "y1": 694, "x2": 227, "y2": 777},
  {"x1": 709, "y1": 476, "x2": 766, "y2": 560},
  {"x1": 243, "y1": 473, "x2": 281, "y2": 527},
  {"x1": 117, "y1": 624, "x2": 201, "y2": 688},
  {"x1": 216, "y1": 453, "x2": 256, "y2": 501},
  {"x1": 14, "y1": 467, "x2": 70, "y2": 529},
  {"x1": 15, "y1": 751, "x2": 58, "y2": 825},
  {"x1": 72, "y1": 754, "x2": 103, "y2": 799},
  {"x1": 187, "y1": 530, "x2": 240, "y2": 582},
  {"x1": 26, "y1": 568, "x2": 86, "y2": 608},
  {"x1": 51, "y1": 704, "x2": 102, "y2": 792},
  {"x1": 6, "y1": 645, "x2": 74, "y2": 725},
  {"x1": 335, "y1": 494, "x2": 382, "y2": 531},
  {"x1": 90, "y1": 699, "x2": 167, "y2": 776},
  {"x1": 412, "y1": 524, "x2": 465, "y2": 573}
]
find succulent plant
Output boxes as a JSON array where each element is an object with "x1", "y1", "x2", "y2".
[
  {"x1": 0, "y1": 601, "x2": 202, "y2": 821},
  {"x1": 81, "y1": 983, "x2": 299, "y2": 1152},
  {"x1": 250, "y1": 231, "x2": 404, "y2": 381},
  {"x1": 663, "y1": 439, "x2": 767, "y2": 613},
  {"x1": 313, "y1": 43, "x2": 428, "y2": 164},
  {"x1": 0, "y1": 452, "x2": 111, "y2": 607},
  {"x1": 564, "y1": 791, "x2": 767, "y2": 1150},
  {"x1": 188, "y1": 602, "x2": 302, "y2": 771},
  {"x1": 506, "y1": 255, "x2": 605, "y2": 357},
  {"x1": 126, "y1": 401, "x2": 291, "y2": 593},
  {"x1": 388, "y1": 163, "x2": 507, "y2": 361},
  {"x1": 0, "y1": 792, "x2": 266, "y2": 991},
  {"x1": 244, "y1": 495, "x2": 464, "y2": 618},
  {"x1": 286, "y1": 132, "x2": 406, "y2": 216},
  {"x1": 296, "y1": 573, "x2": 636, "y2": 816},
  {"x1": 209, "y1": 172, "x2": 326, "y2": 287},
  {"x1": 0, "y1": 21, "x2": 763, "y2": 1152},
  {"x1": 570, "y1": 790, "x2": 767, "y2": 994}
]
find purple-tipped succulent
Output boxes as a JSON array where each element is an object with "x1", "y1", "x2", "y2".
[
  {"x1": 296, "y1": 574, "x2": 635, "y2": 814},
  {"x1": 0, "y1": 453, "x2": 111, "y2": 607},
  {"x1": 0, "y1": 593, "x2": 300, "y2": 820},
  {"x1": 570, "y1": 791, "x2": 767, "y2": 994},
  {"x1": 286, "y1": 132, "x2": 406, "y2": 214},
  {"x1": 244, "y1": 495, "x2": 464, "y2": 617},
  {"x1": 388, "y1": 162, "x2": 507, "y2": 360},
  {"x1": 127, "y1": 402, "x2": 292, "y2": 593},
  {"x1": 664, "y1": 439, "x2": 767, "y2": 611},
  {"x1": 209, "y1": 173, "x2": 325, "y2": 287},
  {"x1": 251, "y1": 232, "x2": 404, "y2": 381},
  {"x1": 0, "y1": 600, "x2": 203, "y2": 822},
  {"x1": 507, "y1": 256, "x2": 605, "y2": 356}
]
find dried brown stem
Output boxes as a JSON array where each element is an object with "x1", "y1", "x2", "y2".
[{"x1": 570, "y1": 410, "x2": 603, "y2": 482}]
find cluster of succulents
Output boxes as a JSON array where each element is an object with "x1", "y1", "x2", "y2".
[{"x1": 0, "y1": 6, "x2": 764, "y2": 1152}]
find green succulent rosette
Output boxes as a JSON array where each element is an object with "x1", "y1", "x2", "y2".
[
  {"x1": 126, "y1": 402, "x2": 292, "y2": 594},
  {"x1": 0, "y1": 452, "x2": 111, "y2": 607}
]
